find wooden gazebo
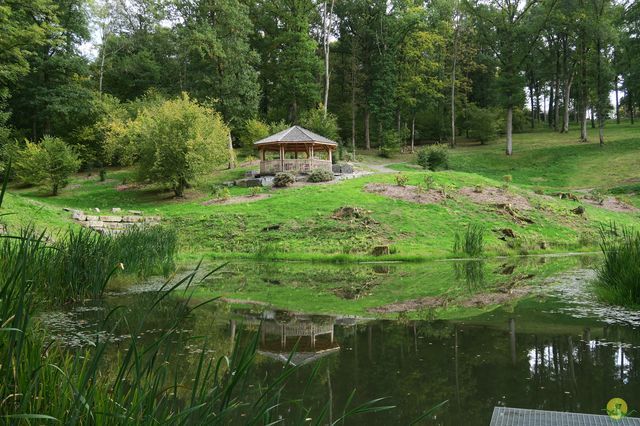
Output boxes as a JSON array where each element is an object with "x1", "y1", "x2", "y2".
[{"x1": 254, "y1": 125, "x2": 337, "y2": 175}]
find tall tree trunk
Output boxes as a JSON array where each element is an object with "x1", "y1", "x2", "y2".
[
  {"x1": 596, "y1": 35, "x2": 604, "y2": 146},
  {"x1": 364, "y1": 109, "x2": 370, "y2": 150},
  {"x1": 411, "y1": 113, "x2": 416, "y2": 153},
  {"x1": 351, "y1": 43, "x2": 357, "y2": 154},
  {"x1": 562, "y1": 76, "x2": 573, "y2": 133},
  {"x1": 631, "y1": 91, "x2": 635, "y2": 124},
  {"x1": 579, "y1": 38, "x2": 588, "y2": 142},
  {"x1": 614, "y1": 75, "x2": 620, "y2": 124},
  {"x1": 506, "y1": 106, "x2": 513, "y2": 156},
  {"x1": 590, "y1": 106, "x2": 595, "y2": 129},
  {"x1": 450, "y1": 10, "x2": 459, "y2": 148},
  {"x1": 99, "y1": 44, "x2": 106, "y2": 97},
  {"x1": 322, "y1": 0, "x2": 335, "y2": 117},
  {"x1": 553, "y1": 48, "x2": 561, "y2": 130},
  {"x1": 228, "y1": 133, "x2": 236, "y2": 169},
  {"x1": 529, "y1": 84, "x2": 535, "y2": 128}
]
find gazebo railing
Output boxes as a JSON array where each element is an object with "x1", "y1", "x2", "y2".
[{"x1": 260, "y1": 159, "x2": 332, "y2": 175}]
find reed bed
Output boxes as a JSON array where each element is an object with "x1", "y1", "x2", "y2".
[
  {"x1": 0, "y1": 225, "x2": 177, "y2": 302},
  {"x1": 596, "y1": 224, "x2": 640, "y2": 307}
]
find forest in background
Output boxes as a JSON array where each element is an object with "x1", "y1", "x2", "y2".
[{"x1": 1, "y1": 0, "x2": 639, "y2": 171}]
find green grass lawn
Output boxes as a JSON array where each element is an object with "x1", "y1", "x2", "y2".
[{"x1": 2, "y1": 122, "x2": 638, "y2": 262}]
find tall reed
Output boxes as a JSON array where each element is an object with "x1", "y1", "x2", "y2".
[
  {"x1": 0, "y1": 225, "x2": 177, "y2": 302},
  {"x1": 453, "y1": 223, "x2": 485, "y2": 258},
  {"x1": 596, "y1": 224, "x2": 640, "y2": 306}
]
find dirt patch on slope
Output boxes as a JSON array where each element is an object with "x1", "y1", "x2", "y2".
[
  {"x1": 203, "y1": 194, "x2": 271, "y2": 206},
  {"x1": 368, "y1": 296, "x2": 448, "y2": 313},
  {"x1": 364, "y1": 183, "x2": 444, "y2": 204},
  {"x1": 459, "y1": 187, "x2": 533, "y2": 210},
  {"x1": 582, "y1": 196, "x2": 639, "y2": 213}
]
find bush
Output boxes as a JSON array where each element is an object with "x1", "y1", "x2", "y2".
[
  {"x1": 394, "y1": 173, "x2": 409, "y2": 187},
  {"x1": 14, "y1": 136, "x2": 81, "y2": 195},
  {"x1": 416, "y1": 144, "x2": 449, "y2": 171},
  {"x1": 273, "y1": 172, "x2": 295, "y2": 188},
  {"x1": 595, "y1": 225, "x2": 640, "y2": 306},
  {"x1": 453, "y1": 224, "x2": 485, "y2": 257},
  {"x1": 307, "y1": 168, "x2": 334, "y2": 183}
]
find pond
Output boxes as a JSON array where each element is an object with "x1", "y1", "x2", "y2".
[{"x1": 41, "y1": 256, "x2": 640, "y2": 424}]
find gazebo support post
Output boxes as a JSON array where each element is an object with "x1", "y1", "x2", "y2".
[
  {"x1": 328, "y1": 148, "x2": 332, "y2": 163},
  {"x1": 279, "y1": 144, "x2": 284, "y2": 172}
]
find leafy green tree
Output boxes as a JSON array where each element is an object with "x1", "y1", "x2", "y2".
[
  {"x1": 14, "y1": 136, "x2": 81, "y2": 195},
  {"x1": 299, "y1": 105, "x2": 340, "y2": 140},
  {"x1": 114, "y1": 94, "x2": 230, "y2": 197},
  {"x1": 174, "y1": 0, "x2": 260, "y2": 124}
]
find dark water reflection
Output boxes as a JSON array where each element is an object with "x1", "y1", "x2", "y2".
[{"x1": 41, "y1": 262, "x2": 640, "y2": 425}]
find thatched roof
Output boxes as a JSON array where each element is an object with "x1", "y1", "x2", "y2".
[{"x1": 254, "y1": 125, "x2": 337, "y2": 146}]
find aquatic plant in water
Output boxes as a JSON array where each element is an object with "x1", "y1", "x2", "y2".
[{"x1": 596, "y1": 224, "x2": 640, "y2": 307}]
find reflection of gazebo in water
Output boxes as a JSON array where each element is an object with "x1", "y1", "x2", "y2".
[
  {"x1": 254, "y1": 126, "x2": 337, "y2": 175},
  {"x1": 235, "y1": 311, "x2": 340, "y2": 367}
]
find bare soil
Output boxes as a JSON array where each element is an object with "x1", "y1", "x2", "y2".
[
  {"x1": 202, "y1": 194, "x2": 271, "y2": 206},
  {"x1": 458, "y1": 187, "x2": 533, "y2": 210},
  {"x1": 582, "y1": 196, "x2": 639, "y2": 213},
  {"x1": 364, "y1": 183, "x2": 444, "y2": 204}
]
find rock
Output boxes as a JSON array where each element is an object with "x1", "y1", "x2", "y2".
[
  {"x1": 63, "y1": 207, "x2": 82, "y2": 213},
  {"x1": 539, "y1": 241, "x2": 548, "y2": 249},
  {"x1": 262, "y1": 224, "x2": 281, "y2": 232},
  {"x1": 85, "y1": 215, "x2": 99, "y2": 221},
  {"x1": 111, "y1": 207, "x2": 122, "y2": 213},
  {"x1": 571, "y1": 206, "x2": 585, "y2": 215},
  {"x1": 87, "y1": 221, "x2": 104, "y2": 229},
  {"x1": 371, "y1": 245, "x2": 390, "y2": 256},
  {"x1": 128, "y1": 210, "x2": 143, "y2": 215},
  {"x1": 235, "y1": 178, "x2": 262, "y2": 188},
  {"x1": 123, "y1": 216, "x2": 145, "y2": 223},
  {"x1": 245, "y1": 170, "x2": 257, "y2": 178},
  {"x1": 71, "y1": 212, "x2": 87, "y2": 221},
  {"x1": 144, "y1": 216, "x2": 161, "y2": 222},
  {"x1": 99, "y1": 216, "x2": 122, "y2": 222},
  {"x1": 94, "y1": 208, "x2": 101, "y2": 213},
  {"x1": 0, "y1": 224, "x2": 6, "y2": 234}
]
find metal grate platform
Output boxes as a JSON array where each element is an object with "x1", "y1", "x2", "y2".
[{"x1": 490, "y1": 407, "x2": 640, "y2": 425}]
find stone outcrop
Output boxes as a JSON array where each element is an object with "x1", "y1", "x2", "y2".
[{"x1": 69, "y1": 208, "x2": 161, "y2": 234}]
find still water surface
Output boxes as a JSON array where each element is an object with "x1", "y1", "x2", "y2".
[{"x1": 42, "y1": 257, "x2": 640, "y2": 424}]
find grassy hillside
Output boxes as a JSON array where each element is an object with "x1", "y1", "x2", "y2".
[{"x1": 2, "y1": 123, "x2": 638, "y2": 261}]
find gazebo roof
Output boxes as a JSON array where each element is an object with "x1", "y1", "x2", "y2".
[{"x1": 254, "y1": 125, "x2": 338, "y2": 147}]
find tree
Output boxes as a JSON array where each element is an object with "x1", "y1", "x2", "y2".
[
  {"x1": 14, "y1": 136, "x2": 81, "y2": 195},
  {"x1": 114, "y1": 94, "x2": 230, "y2": 197},
  {"x1": 299, "y1": 105, "x2": 340, "y2": 140},
  {"x1": 469, "y1": 0, "x2": 553, "y2": 156}
]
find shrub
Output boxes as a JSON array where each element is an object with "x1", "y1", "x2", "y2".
[
  {"x1": 595, "y1": 225, "x2": 640, "y2": 306},
  {"x1": 394, "y1": 173, "x2": 409, "y2": 187},
  {"x1": 416, "y1": 144, "x2": 449, "y2": 171},
  {"x1": 14, "y1": 136, "x2": 81, "y2": 195},
  {"x1": 212, "y1": 186, "x2": 231, "y2": 200},
  {"x1": 273, "y1": 172, "x2": 295, "y2": 188},
  {"x1": 249, "y1": 186, "x2": 262, "y2": 197},
  {"x1": 453, "y1": 223, "x2": 485, "y2": 257},
  {"x1": 502, "y1": 174, "x2": 513, "y2": 189},
  {"x1": 423, "y1": 174, "x2": 435, "y2": 190},
  {"x1": 308, "y1": 168, "x2": 334, "y2": 183}
]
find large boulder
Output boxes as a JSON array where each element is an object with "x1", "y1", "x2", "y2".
[{"x1": 235, "y1": 178, "x2": 263, "y2": 188}]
